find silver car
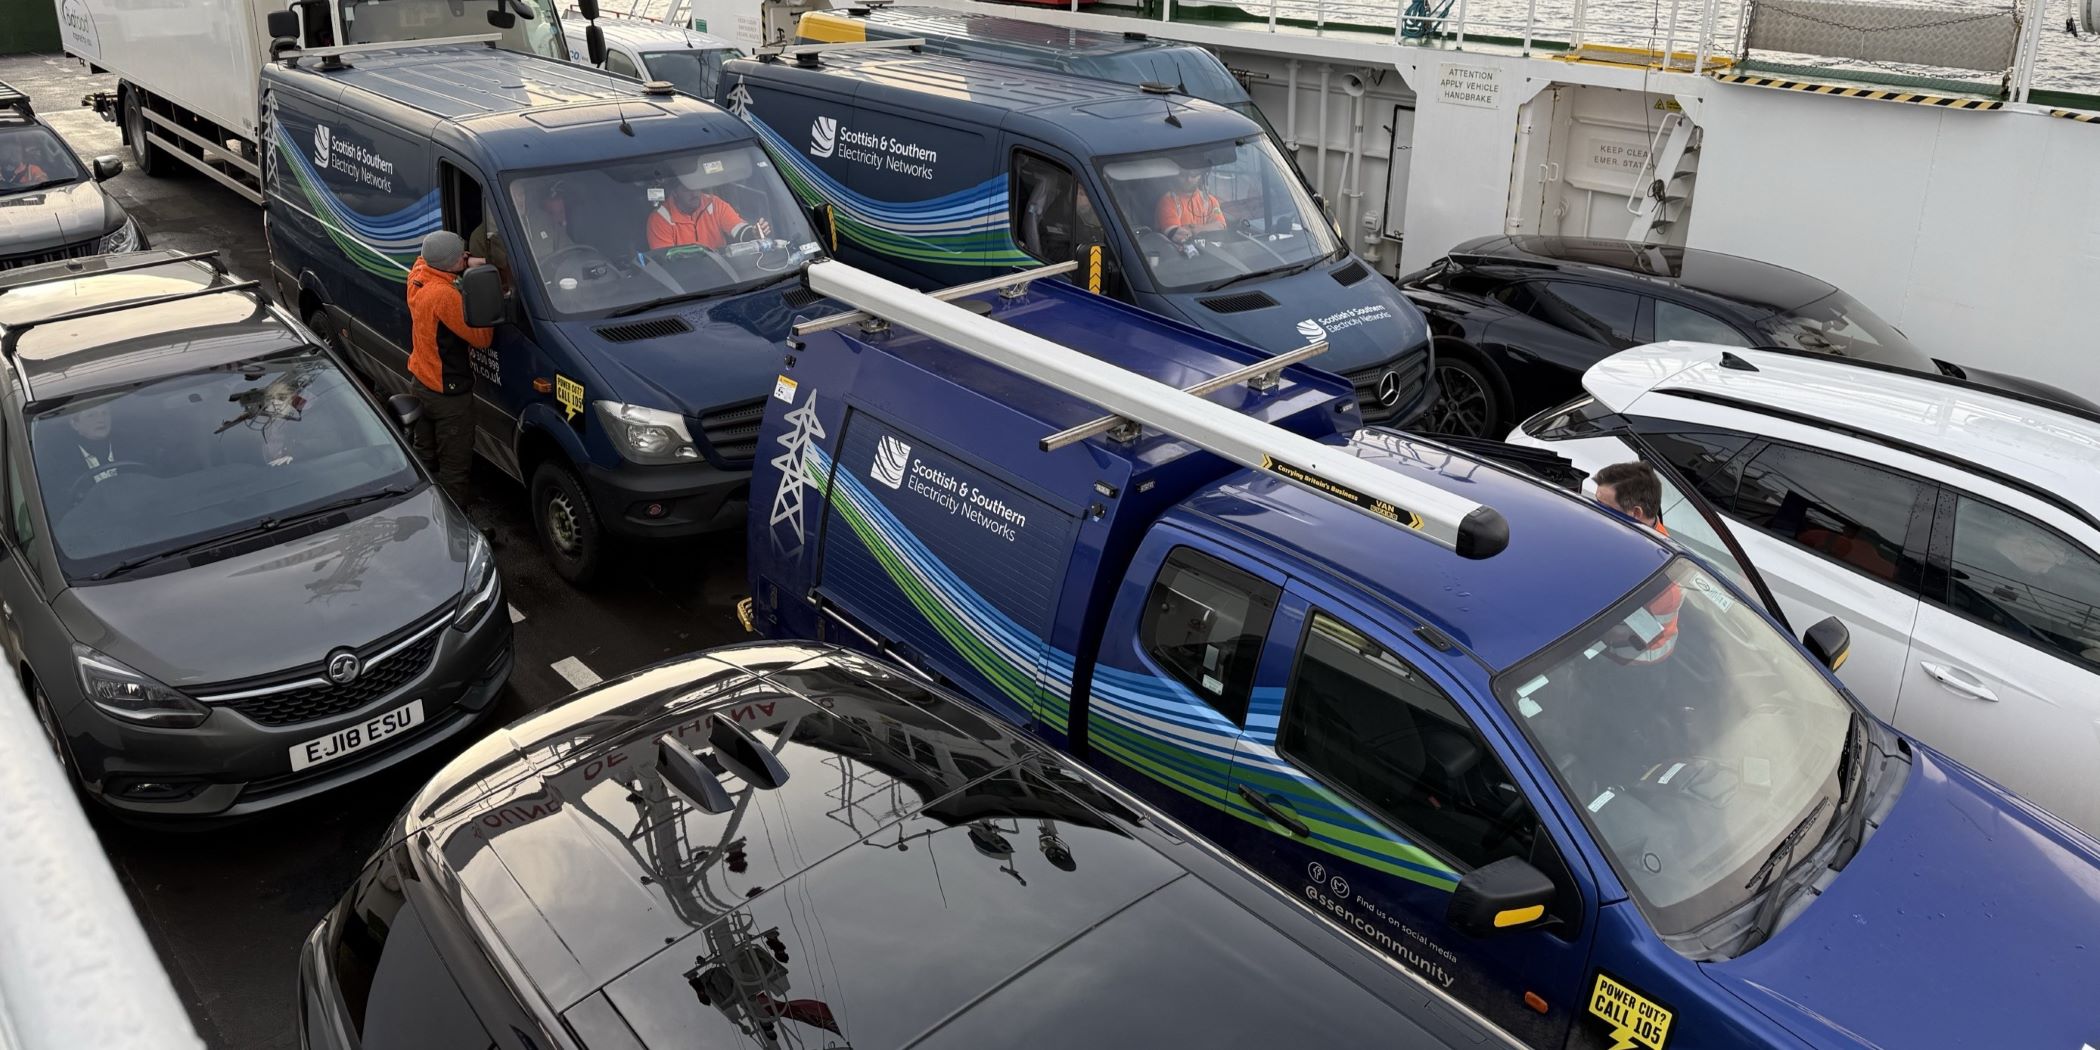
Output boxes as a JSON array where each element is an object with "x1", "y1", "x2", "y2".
[{"x1": 0, "y1": 250, "x2": 513, "y2": 817}]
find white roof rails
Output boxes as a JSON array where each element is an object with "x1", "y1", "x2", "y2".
[
  {"x1": 756, "y1": 37, "x2": 927, "y2": 59},
  {"x1": 800, "y1": 260, "x2": 1509, "y2": 559}
]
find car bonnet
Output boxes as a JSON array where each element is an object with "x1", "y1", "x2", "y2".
[{"x1": 1702, "y1": 744, "x2": 2100, "y2": 1049}]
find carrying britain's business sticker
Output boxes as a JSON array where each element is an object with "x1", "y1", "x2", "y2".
[
  {"x1": 1260, "y1": 455, "x2": 1423, "y2": 529},
  {"x1": 554, "y1": 375, "x2": 585, "y2": 424},
  {"x1": 1588, "y1": 971, "x2": 1673, "y2": 1050}
]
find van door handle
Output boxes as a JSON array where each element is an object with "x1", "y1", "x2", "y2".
[
  {"x1": 1921, "y1": 661, "x2": 1998, "y2": 702},
  {"x1": 1236, "y1": 784, "x2": 1311, "y2": 837}
]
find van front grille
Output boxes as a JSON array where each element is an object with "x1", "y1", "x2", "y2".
[
  {"x1": 1346, "y1": 348, "x2": 1430, "y2": 425},
  {"x1": 700, "y1": 398, "x2": 767, "y2": 465}
]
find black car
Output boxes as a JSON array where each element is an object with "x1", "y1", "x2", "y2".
[
  {"x1": 1400, "y1": 234, "x2": 2096, "y2": 436},
  {"x1": 300, "y1": 642, "x2": 1521, "y2": 1050},
  {"x1": 1, "y1": 81, "x2": 140, "y2": 271}
]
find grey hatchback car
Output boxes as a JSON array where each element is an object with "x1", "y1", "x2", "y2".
[{"x1": 0, "y1": 250, "x2": 512, "y2": 817}]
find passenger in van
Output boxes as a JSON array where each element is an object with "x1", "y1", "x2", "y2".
[
  {"x1": 647, "y1": 169, "x2": 771, "y2": 251},
  {"x1": 405, "y1": 231, "x2": 493, "y2": 497},
  {"x1": 1155, "y1": 167, "x2": 1225, "y2": 245},
  {"x1": 469, "y1": 180, "x2": 575, "y2": 286}
]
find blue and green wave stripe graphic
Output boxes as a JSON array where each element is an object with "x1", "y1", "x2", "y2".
[
  {"x1": 271, "y1": 124, "x2": 438, "y2": 282},
  {"x1": 807, "y1": 443, "x2": 1461, "y2": 891},
  {"x1": 747, "y1": 116, "x2": 1035, "y2": 269}
]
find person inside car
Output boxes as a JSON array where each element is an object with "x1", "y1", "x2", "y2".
[
  {"x1": 1593, "y1": 462, "x2": 1682, "y2": 667},
  {"x1": 470, "y1": 179, "x2": 574, "y2": 288},
  {"x1": 647, "y1": 169, "x2": 770, "y2": 251},
  {"x1": 1, "y1": 136, "x2": 49, "y2": 189}
]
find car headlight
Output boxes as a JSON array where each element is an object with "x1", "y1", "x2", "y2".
[
  {"x1": 453, "y1": 532, "x2": 499, "y2": 629},
  {"x1": 96, "y1": 217, "x2": 139, "y2": 254},
  {"x1": 73, "y1": 644, "x2": 208, "y2": 728},
  {"x1": 595, "y1": 401, "x2": 700, "y2": 464}
]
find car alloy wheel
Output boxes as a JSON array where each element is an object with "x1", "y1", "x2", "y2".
[{"x1": 1425, "y1": 361, "x2": 1497, "y2": 437}]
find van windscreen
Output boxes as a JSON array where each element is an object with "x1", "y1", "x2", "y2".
[
  {"x1": 1099, "y1": 137, "x2": 1338, "y2": 294},
  {"x1": 497, "y1": 144, "x2": 820, "y2": 318}
]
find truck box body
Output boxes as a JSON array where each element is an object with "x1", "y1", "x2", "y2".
[
  {"x1": 57, "y1": 0, "x2": 274, "y2": 141},
  {"x1": 723, "y1": 48, "x2": 1437, "y2": 427},
  {"x1": 751, "y1": 277, "x2": 1356, "y2": 740}
]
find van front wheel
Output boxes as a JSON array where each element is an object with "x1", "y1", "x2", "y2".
[{"x1": 531, "y1": 461, "x2": 607, "y2": 588}]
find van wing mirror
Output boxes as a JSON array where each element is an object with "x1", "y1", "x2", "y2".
[
  {"x1": 459, "y1": 264, "x2": 505, "y2": 328},
  {"x1": 1804, "y1": 616, "x2": 1851, "y2": 672},
  {"x1": 577, "y1": 0, "x2": 601, "y2": 19},
  {"x1": 487, "y1": 8, "x2": 517, "y2": 29},
  {"x1": 808, "y1": 201, "x2": 837, "y2": 253},
  {"x1": 387, "y1": 393, "x2": 424, "y2": 429},
  {"x1": 1075, "y1": 243, "x2": 1109, "y2": 293},
  {"x1": 266, "y1": 9, "x2": 300, "y2": 41},
  {"x1": 1446, "y1": 856, "x2": 1556, "y2": 936},
  {"x1": 586, "y1": 23, "x2": 608, "y2": 67}
]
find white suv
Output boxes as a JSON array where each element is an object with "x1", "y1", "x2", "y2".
[{"x1": 1512, "y1": 342, "x2": 2100, "y2": 836}]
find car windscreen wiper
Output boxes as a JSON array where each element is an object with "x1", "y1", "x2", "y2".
[
  {"x1": 93, "y1": 486, "x2": 409, "y2": 581},
  {"x1": 1825, "y1": 713, "x2": 1877, "y2": 870},
  {"x1": 606, "y1": 287, "x2": 721, "y2": 318},
  {"x1": 1737, "y1": 795, "x2": 1833, "y2": 952}
]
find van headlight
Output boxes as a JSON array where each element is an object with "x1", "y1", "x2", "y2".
[
  {"x1": 97, "y1": 217, "x2": 139, "y2": 254},
  {"x1": 453, "y1": 532, "x2": 498, "y2": 629},
  {"x1": 74, "y1": 644, "x2": 208, "y2": 727},
  {"x1": 596, "y1": 401, "x2": 700, "y2": 464}
]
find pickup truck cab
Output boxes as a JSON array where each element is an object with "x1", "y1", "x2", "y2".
[
  {"x1": 263, "y1": 41, "x2": 834, "y2": 583},
  {"x1": 746, "y1": 261, "x2": 2100, "y2": 1050}
]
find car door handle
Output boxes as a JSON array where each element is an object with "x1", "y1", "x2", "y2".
[
  {"x1": 1236, "y1": 784, "x2": 1311, "y2": 837},
  {"x1": 1921, "y1": 661, "x2": 1998, "y2": 702}
]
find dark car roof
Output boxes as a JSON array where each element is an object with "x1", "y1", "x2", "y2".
[
  {"x1": 0, "y1": 251, "x2": 309, "y2": 401},
  {"x1": 732, "y1": 49, "x2": 1253, "y2": 150},
  {"x1": 1453, "y1": 234, "x2": 1838, "y2": 313},
  {"x1": 404, "y1": 643, "x2": 1502, "y2": 1049},
  {"x1": 268, "y1": 43, "x2": 753, "y2": 171}
]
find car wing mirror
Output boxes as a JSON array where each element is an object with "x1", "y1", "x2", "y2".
[
  {"x1": 91, "y1": 155, "x2": 124, "y2": 181},
  {"x1": 459, "y1": 264, "x2": 505, "y2": 328},
  {"x1": 1447, "y1": 856, "x2": 1556, "y2": 937},
  {"x1": 1804, "y1": 616, "x2": 1851, "y2": 672},
  {"x1": 387, "y1": 393, "x2": 424, "y2": 428}
]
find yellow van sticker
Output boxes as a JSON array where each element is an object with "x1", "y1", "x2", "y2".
[
  {"x1": 1589, "y1": 971, "x2": 1673, "y2": 1050},
  {"x1": 773, "y1": 375, "x2": 799, "y2": 404},
  {"x1": 554, "y1": 374, "x2": 585, "y2": 423}
]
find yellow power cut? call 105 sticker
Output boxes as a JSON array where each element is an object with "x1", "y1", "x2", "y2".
[{"x1": 1588, "y1": 971, "x2": 1673, "y2": 1050}]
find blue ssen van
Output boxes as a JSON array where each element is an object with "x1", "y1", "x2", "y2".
[
  {"x1": 722, "y1": 48, "x2": 1436, "y2": 427},
  {"x1": 263, "y1": 41, "x2": 832, "y2": 583},
  {"x1": 746, "y1": 261, "x2": 2100, "y2": 1050}
]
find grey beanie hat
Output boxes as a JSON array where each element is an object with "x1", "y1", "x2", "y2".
[{"x1": 422, "y1": 230, "x2": 466, "y2": 270}]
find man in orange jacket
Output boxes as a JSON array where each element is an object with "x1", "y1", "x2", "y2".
[
  {"x1": 405, "y1": 231, "x2": 492, "y2": 494},
  {"x1": 1156, "y1": 168, "x2": 1226, "y2": 245},
  {"x1": 1595, "y1": 461, "x2": 1681, "y2": 665},
  {"x1": 646, "y1": 170, "x2": 770, "y2": 252}
]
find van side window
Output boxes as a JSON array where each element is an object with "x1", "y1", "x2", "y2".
[
  {"x1": 1946, "y1": 497, "x2": 2100, "y2": 672},
  {"x1": 1012, "y1": 151, "x2": 1104, "y2": 268},
  {"x1": 440, "y1": 162, "x2": 489, "y2": 257},
  {"x1": 1138, "y1": 548, "x2": 1279, "y2": 725},
  {"x1": 1280, "y1": 612, "x2": 1538, "y2": 871},
  {"x1": 604, "y1": 50, "x2": 643, "y2": 79}
]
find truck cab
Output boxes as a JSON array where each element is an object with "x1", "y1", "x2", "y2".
[
  {"x1": 722, "y1": 47, "x2": 1435, "y2": 427},
  {"x1": 263, "y1": 42, "x2": 834, "y2": 583},
  {"x1": 746, "y1": 260, "x2": 2100, "y2": 1050}
]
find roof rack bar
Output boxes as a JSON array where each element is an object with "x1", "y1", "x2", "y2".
[
  {"x1": 2, "y1": 280, "x2": 261, "y2": 359},
  {"x1": 805, "y1": 260, "x2": 1509, "y2": 558},
  {"x1": 1041, "y1": 339, "x2": 1330, "y2": 451},
  {"x1": 792, "y1": 260, "x2": 1075, "y2": 336},
  {"x1": 282, "y1": 33, "x2": 502, "y2": 61},
  {"x1": 759, "y1": 37, "x2": 927, "y2": 58},
  {"x1": 0, "y1": 251, "x2": 223, "y2": 297}
]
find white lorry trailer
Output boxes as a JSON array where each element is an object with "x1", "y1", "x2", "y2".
[{"x1": 53, "y1": 0, "x2": 572, "y2": 203}]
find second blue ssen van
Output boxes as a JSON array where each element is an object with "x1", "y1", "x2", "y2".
[
  {"x1": 746, "y1": 260, "x2": 2100, "y2": 1050},
  {"x1": 722, "y1": 48, "x2": 1436, "y2": 427},
  {"x1": 264, "y1": 41, "x2": 834, "y2": 583}
]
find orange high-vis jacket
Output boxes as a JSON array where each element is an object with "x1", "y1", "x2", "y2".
[
  {"x1": 647, "y1": 194, "x2": 746, "y2": 251},
  {"x1": 1156, "y1": 188, "x2": 1224, "y2": 233},
  {"x1": 406, "y1": 256, "x2": 493, "y2": 395}
]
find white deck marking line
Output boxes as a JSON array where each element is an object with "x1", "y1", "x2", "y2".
[
  {"x1": 508, "y1": 604, "x2": 525, "y2": 623},
  {"x1": 550, "y1": 656, "x2": 601, "y2": 690}
]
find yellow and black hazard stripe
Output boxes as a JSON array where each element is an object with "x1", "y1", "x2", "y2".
[
  {"x1": 1713, "y1": 73, "x2": 2002, "y2": 110},
  {"x1": 2049, "y1": 108, "x2": 2100, "y2": 122}
]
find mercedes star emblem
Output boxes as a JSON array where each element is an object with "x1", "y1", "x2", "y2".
[
  {"x1": 1376, "y1": 370, "x2": 1402, "y2": 406},
  {"x1": 326, "y1": 649, "x2": 362, "y2": 687}
]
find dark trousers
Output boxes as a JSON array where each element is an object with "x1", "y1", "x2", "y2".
[{"x1": 415, "y1": 388, "x2": 475, "y2": 493}]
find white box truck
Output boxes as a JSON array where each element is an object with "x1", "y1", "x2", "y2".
[{"x1": 53, "y1": 0, "x2": 573, "y2": 203}]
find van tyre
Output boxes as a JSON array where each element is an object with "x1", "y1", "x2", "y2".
[
  {"x1": 122, "y1": 87, "x2": 167, "y2": 178},
  {"x1": 1423, "y1": 351, "x2": 1506, "y2": 438},
  {"x1": 531, "y1": 461, "x2": 607, "y2": 587}
]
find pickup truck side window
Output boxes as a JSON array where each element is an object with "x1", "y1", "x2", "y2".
[
  {"x1": 1946, "y1": 496, "x2": 2100, "y2": 672},
  {"x1": 1279, "y1": 612, "x2": 1538, "y2": 871},
  {"x1": 1139, "y1": 548, "x2": 1279, "y2": 725},
  {"x1": 1732, "y1": 442, "x2": 1928, "y2": 591}
]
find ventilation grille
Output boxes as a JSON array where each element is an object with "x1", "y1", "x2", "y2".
[
  {"x1": 594, "y1": 317, "x2": 693, "y2": 343},
  {"x1": 783, "y1": 286, "x2": 825, "y2": 309},
  {"x1": 1197, "y1": 290, "x2": 1279, "y2": 314},
  {"x1": 0, "y1": 239, "x2": 98, "y2": 271},
  {"x1": 700, "y1": 397, "x2": 767, "y2": 465},
  {"x1": 1331, "y1": 261, "x2": 1370, "y2": 286}
]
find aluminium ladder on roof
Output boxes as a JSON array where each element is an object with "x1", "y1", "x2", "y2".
[{"x1": 798, "y1": 259, "x2": 1510, "y2": 559}]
